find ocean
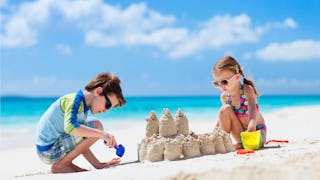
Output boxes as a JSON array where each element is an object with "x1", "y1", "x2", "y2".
[{"x1": 1, "y1": 95, "x2": 320, "y2": 131}]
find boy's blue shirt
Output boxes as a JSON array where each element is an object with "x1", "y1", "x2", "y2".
[{"x1": 36, "y1": 90, "x2": 89, "y2": 151}]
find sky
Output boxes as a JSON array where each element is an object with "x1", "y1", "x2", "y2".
[{"x1": 1, "y1": 0, "x2": 320, "y2": 97}]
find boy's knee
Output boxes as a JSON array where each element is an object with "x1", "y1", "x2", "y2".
[{"x1": 93, "y1": 120, "x2": 104, "y2": 131}]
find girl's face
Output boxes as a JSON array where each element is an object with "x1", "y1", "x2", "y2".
[
  {"x1": 213, "y1": 70, "x2": 240, "y2": 92},
  {"x1": 90, "y1": 92, "x2": 119, "y2": 115}
]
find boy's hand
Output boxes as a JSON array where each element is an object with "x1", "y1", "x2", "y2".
[
  {"x1": 99, "y1": 157, "x2": 121, "y2": 169},
  {"x1": 103, "y1": 132, "x2": 117, "y2": 148},
  {"x1": 106, "y1": 157, "x2": 121, "y2": 166}
]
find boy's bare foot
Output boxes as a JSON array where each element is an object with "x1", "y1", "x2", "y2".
[
  {"x1": 51, "y1": 163, "x2": 76, "y2": 173},
  {"x1": 71, "y1": 163, "x2": 88, "y2": 172},
  {"x1": 233, "y1": 142, "x2": 243, "y2": 150}
]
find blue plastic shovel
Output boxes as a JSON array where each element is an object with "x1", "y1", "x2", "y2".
[
  {"x1": 104, "y1": 141, "x2": 125, "y2": 157},
  {"x1": 114, "y1": 144, "x2": 125, "y2": 157}
]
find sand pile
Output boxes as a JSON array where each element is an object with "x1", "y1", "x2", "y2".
[{"x1": 138, "y1": 108, "x2": 234, "y2": 162}]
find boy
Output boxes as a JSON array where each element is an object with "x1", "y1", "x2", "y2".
[{"x1": 36, "y1": 72, "x2": 126, "y2": 173}]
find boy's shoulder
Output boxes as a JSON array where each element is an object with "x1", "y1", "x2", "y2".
[
  {"x1": 61, "y1": 92, "x2": 77, "y2": 99},
  {"x1": 60, "y1": 92, "x2": 86, "y2": 113},
  {"x1": 60, "y1": 93, "x2": 78, "y2": 107}
]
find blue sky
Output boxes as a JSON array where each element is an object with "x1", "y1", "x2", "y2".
[{"x1": 1, "y1": 0, "x2": 320, "y2": 97}]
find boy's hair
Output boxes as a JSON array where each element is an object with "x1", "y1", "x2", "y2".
[
  {"x1": 85, "y1": 72, "x2": 126, "y2": 106},
  {"x1": 213, "y1": 55, "x2": 259, "y2": 96}
]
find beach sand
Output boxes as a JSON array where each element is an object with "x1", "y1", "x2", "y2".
[{"x1": 1, "y1": 105, "x2": 320, "y2": 180}]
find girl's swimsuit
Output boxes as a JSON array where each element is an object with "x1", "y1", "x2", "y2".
[
  {"x1": 226, "y1": 84, "x2": 267, "y2": 137},
  {"x1": 226, "y1": 84, "x2": 259, "y2": 118}
]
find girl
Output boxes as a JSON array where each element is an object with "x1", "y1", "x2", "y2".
[{"x1": 212, "y1": 56, "x2": 266, "y2": 149}]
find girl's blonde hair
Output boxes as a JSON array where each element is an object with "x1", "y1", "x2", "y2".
[{"x1": 213, "y1": 55, "x2": 259, "y2": 96}]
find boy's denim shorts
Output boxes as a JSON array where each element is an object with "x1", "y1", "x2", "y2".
[{"x1": 37, "y1": 120, "x2": 95, "y2": 164}]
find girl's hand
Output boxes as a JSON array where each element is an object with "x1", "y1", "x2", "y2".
[
  {"x1": 247, "y1": 120, "x2": 256, "y2": 132},
  {"x1": 103, "y1": 132, "x2": 117, "y2": 148}
]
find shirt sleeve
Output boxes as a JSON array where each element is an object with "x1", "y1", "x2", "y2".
[{"x1": 61, "y1": 94, "x2": 83, "y2": 134}]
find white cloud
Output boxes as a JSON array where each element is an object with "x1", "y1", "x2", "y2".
[
  {"x1": 0, "y1": 18, "x2": 37, "y2": 47},
  {"x1": 53, "y1": 0, "x2": 103, "y2": 21},
  {"x1": 255, "y1": 17, "x2": 297, "y2": 35},
  {"x1": 56, "y1": 44, "x2": 72, "y2": 55},
  {"x1": 87, "y1": 13, "x2": 261, "y2": 58},
  {"x1": 85, "y1": 30, "x2": 119, "y2": 47},
  {"x1": 256, "y1": 40, "x2": 320, "y2": 61},
  {"x1": 284, "y1": 18, "x2": 297, "y2": 28},
  {"x1": 1, "y1": 0, "x2": 298, "y2": 59},
  {"x1": 54, "y1": 1, "x2": 176, "y2": 32},
  {"x1": 169, "y1": 14, "x2": 259, "y2": 58},
  {"x1": 0, "y1": 0, "x2": 50, "y2": 47}
]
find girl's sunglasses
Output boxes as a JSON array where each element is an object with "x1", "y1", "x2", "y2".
[{"x1": 212, "y1": 74, "x2": 236, "y2": 87}]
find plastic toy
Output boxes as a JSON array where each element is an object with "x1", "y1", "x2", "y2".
[
  {"x1": 264, "y1": 139, "x2": 289, "y2": 145},
  {"x1": 236, "y1": 149, "x2": 255, "y2": 154},
  {"x1": 104, "y1": 141, "x2": 125, "y2": 157},
  {"x1": 114, "y1": 144, "x2": 125, "y2": 157},
  {"x1": 240, "y1": 130, "x2": 263, "y2": 150}
]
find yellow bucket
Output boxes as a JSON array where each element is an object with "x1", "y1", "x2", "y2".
[{"x1": 240, "y1": 130, "x2": 263, "y2": 150}]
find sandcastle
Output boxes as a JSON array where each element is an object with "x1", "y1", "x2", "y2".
[{"x1": 138, "y1": 108, "x2": 235, "y2": 162}]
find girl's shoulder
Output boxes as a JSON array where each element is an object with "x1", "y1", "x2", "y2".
[
  {"x1": 243, "y1": 84, "x2": 257, "y2": 99},
  {"x1": 243, "y1": 84, "x2": 254, "y2": 93}
]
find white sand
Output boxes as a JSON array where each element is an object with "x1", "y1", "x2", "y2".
[{"x1": 1, "y1": 105, "x2": 320, "y2": 180}]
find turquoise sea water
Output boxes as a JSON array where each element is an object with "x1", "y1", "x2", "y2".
[{"x1": 1, "y1": 95, "x2": 320, "y2": 130}]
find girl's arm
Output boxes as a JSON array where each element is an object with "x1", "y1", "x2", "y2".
[
  {"x1": 244, "y1": 84, "x2": 258, "y2": 132},
  {"x1": 220, "y1": 92, "x2": 227, "y2": 105}
]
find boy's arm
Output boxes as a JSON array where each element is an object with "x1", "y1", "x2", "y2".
[
  {"x1": 72, "y1": 125, "x2": 117, "y2": 148},
  {"x1": 61, "y1": 95, "x2": 116, "y2": 147}
]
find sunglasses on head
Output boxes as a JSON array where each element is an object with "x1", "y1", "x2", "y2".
[{"x1": 212, "y1": 74, "x2": 236, "y2": 87}]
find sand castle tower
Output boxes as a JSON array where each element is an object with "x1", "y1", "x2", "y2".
[
  {"x1": 145, "y1": 111, "x2": 159, "y2": 137},
  {"x1": 182, "y1": 136, "x2": 201, "y2": 158},
  {"x1": 159, "y1": 108, "x2": 177, "y2": 137},
  {"x1": 174, "y1": 108, "x2": 189, "y2": 136},
  {"x1": 198, "y1": 133, "x2": 216, "y2": 155},
  {"x1": 138, "y1": 137, "x2": 149, "y2": 162},
  {"x1": 146, "y1": 137, "x2": 165, "y2": 162},
  {"x1": 213, "y1": 126, "x2": 234, "y2": 153},
  {"x1": 164, "y1": 138, "x2": 182, "y2": 161}
]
